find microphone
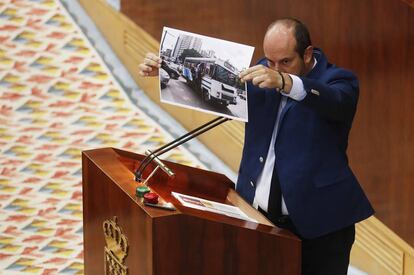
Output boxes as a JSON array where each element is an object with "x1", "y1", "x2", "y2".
[
  {"x1": 144, "y1": 149, "x2": 174, "y2": 177},
  {"x1": 134, "y1": 116, "x2": 230, "y2": 183}
]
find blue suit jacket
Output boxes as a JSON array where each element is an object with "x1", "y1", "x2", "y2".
[{"x1": 236, "y1": 48, "x2": 374, "y2": 239}]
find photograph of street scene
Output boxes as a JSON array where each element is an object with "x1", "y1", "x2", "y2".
[{"x1": 159, "y1": 27, "x2": 254, "y2": 122}]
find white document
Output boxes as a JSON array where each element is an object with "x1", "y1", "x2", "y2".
[{"x1": 172, "y1": 191, "x2": 256, "y2": 223}]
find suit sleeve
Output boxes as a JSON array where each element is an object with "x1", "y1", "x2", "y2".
[{"x1": 300, "y1": 69, "x2": 359, "y2": 123}]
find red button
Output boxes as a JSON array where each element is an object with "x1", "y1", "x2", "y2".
[{"x1": 144, "y1": 192, "x2": 159, "y2": 204}]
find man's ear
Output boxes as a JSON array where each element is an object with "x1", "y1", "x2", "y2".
[{"x1": 303, "y1": 45, "x2": 314, "y2": 64}]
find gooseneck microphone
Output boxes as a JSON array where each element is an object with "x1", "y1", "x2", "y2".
[{"x1": 134, "y1": 116, "x2": 230, "y2": 183}]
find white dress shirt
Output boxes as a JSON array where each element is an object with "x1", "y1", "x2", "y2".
[{"x1": 252, "y1": 66, "x2": 314, "y2": 214}]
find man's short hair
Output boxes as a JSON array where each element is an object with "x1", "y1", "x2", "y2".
[{"x1": 268, "y1": 18, "x2": 312, "y2": 58}]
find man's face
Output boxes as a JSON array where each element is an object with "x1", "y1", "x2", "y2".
[{"x1": 263, "y1": 25, "x2": 311, "y2": 76}]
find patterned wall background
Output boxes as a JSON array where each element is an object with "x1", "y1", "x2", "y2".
[{"x1": 0, "y1": 0, "x2": 204, "y2": 273}]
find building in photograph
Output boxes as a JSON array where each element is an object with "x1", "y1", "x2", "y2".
[
  {"x1": 163, "y1": 48, "x2": 172, "y2": 57},
  {"x1": 172, "y1": 34, "x2": 202, "y2": 61}
]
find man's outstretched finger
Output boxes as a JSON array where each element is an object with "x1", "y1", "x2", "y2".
[
  {"x1": 251, "y1": 74, "x2": 268, "y2": 87},
  {"x1": 240, "y1": 65, "x2": 266, "y2": 81},
  {"x1": 146, "y1": 53, "x2": 161, "y2": 63},
  {"x1": 144, "y1": 57, "x2": 161, "y2": 68},
  {"x1": 241, "y1": 68, "x2": 267, "y2": 82}
]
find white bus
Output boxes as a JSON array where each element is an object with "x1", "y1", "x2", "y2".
[{"x1": 182, "y1": 57, "x2": 242, "y2": 106}]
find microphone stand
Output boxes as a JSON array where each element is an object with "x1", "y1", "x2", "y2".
[{"x1": 135, "y1": 116, "x2": 230, "y2": 183}]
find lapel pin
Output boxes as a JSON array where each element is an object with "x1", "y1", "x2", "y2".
[{"x1": 310, "y1": 89, "x2": 320, "y2": 96}]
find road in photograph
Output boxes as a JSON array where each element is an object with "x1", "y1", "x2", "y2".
[{"x1": 161, "y1": 76, "x2": 247, "y2": 119}]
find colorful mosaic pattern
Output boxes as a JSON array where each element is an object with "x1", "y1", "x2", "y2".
[{"x1": 0, "y1": 0, "x2": 204, "y2": 273}]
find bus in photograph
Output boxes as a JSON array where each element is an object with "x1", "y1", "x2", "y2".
[{"x1": 182, "y1": 57, "x2": 243, "y2": 107}]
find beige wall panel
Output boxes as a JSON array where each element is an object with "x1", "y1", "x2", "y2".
[{"x1": 351, "y1": 217, "x2": 414, "y2": 275}]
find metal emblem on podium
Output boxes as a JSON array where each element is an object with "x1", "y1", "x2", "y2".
[{"x1": 103, "y1": 216, "x2": 129, "y2": 275}]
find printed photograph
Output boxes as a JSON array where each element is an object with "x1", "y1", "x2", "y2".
[{"x1": 159, "y1": 27, "x2": 254, "y2": 122}]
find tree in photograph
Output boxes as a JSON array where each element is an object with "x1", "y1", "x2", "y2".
[{"x1": 179, "y1": 49, "x2": 202, "y2": 62}]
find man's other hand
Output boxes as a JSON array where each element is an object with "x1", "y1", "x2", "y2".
[
  {"x1": 239, "y1": 65, "x2": 287, "y2": 91},
  {"x1": 138, "y1": 53, "x2": 162, "y2": 77}
]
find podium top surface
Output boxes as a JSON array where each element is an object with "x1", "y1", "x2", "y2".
[{"x1": 82, "y1": 147, "x2": 299, "y2": 241}]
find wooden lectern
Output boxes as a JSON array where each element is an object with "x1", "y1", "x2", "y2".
[{"x1": 82, "y1": 147, "x2": 301, "y2": 275}]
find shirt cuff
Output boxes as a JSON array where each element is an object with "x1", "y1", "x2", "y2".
[{"x1": 281, "y1": 74, "x2": 306, "y2": 101}]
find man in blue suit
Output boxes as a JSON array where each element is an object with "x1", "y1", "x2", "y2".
[
  {"x1": 138, "y1": 17, "x2": 374, "y2": 274},
  {"x1": 238, "y1": 18, "x2": 374, "y2": 274}
]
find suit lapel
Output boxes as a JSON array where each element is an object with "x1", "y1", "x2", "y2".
[
  {"x1": 275, "y1": 97, "x2": 295, "y2": 139},
  {"x1": 265, "y1": 89, "x2": 281, "y2": 122},
  {"x1": 279, "y1": 97, "x2": 295, "y2": 121},
  {"x1": 261, "y1": 89, "x2": 281, "y2": 143}
]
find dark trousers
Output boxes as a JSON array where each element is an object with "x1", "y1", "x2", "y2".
[{"x1": 259, "y1": 209, "x2": 355, "y2": 275}]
